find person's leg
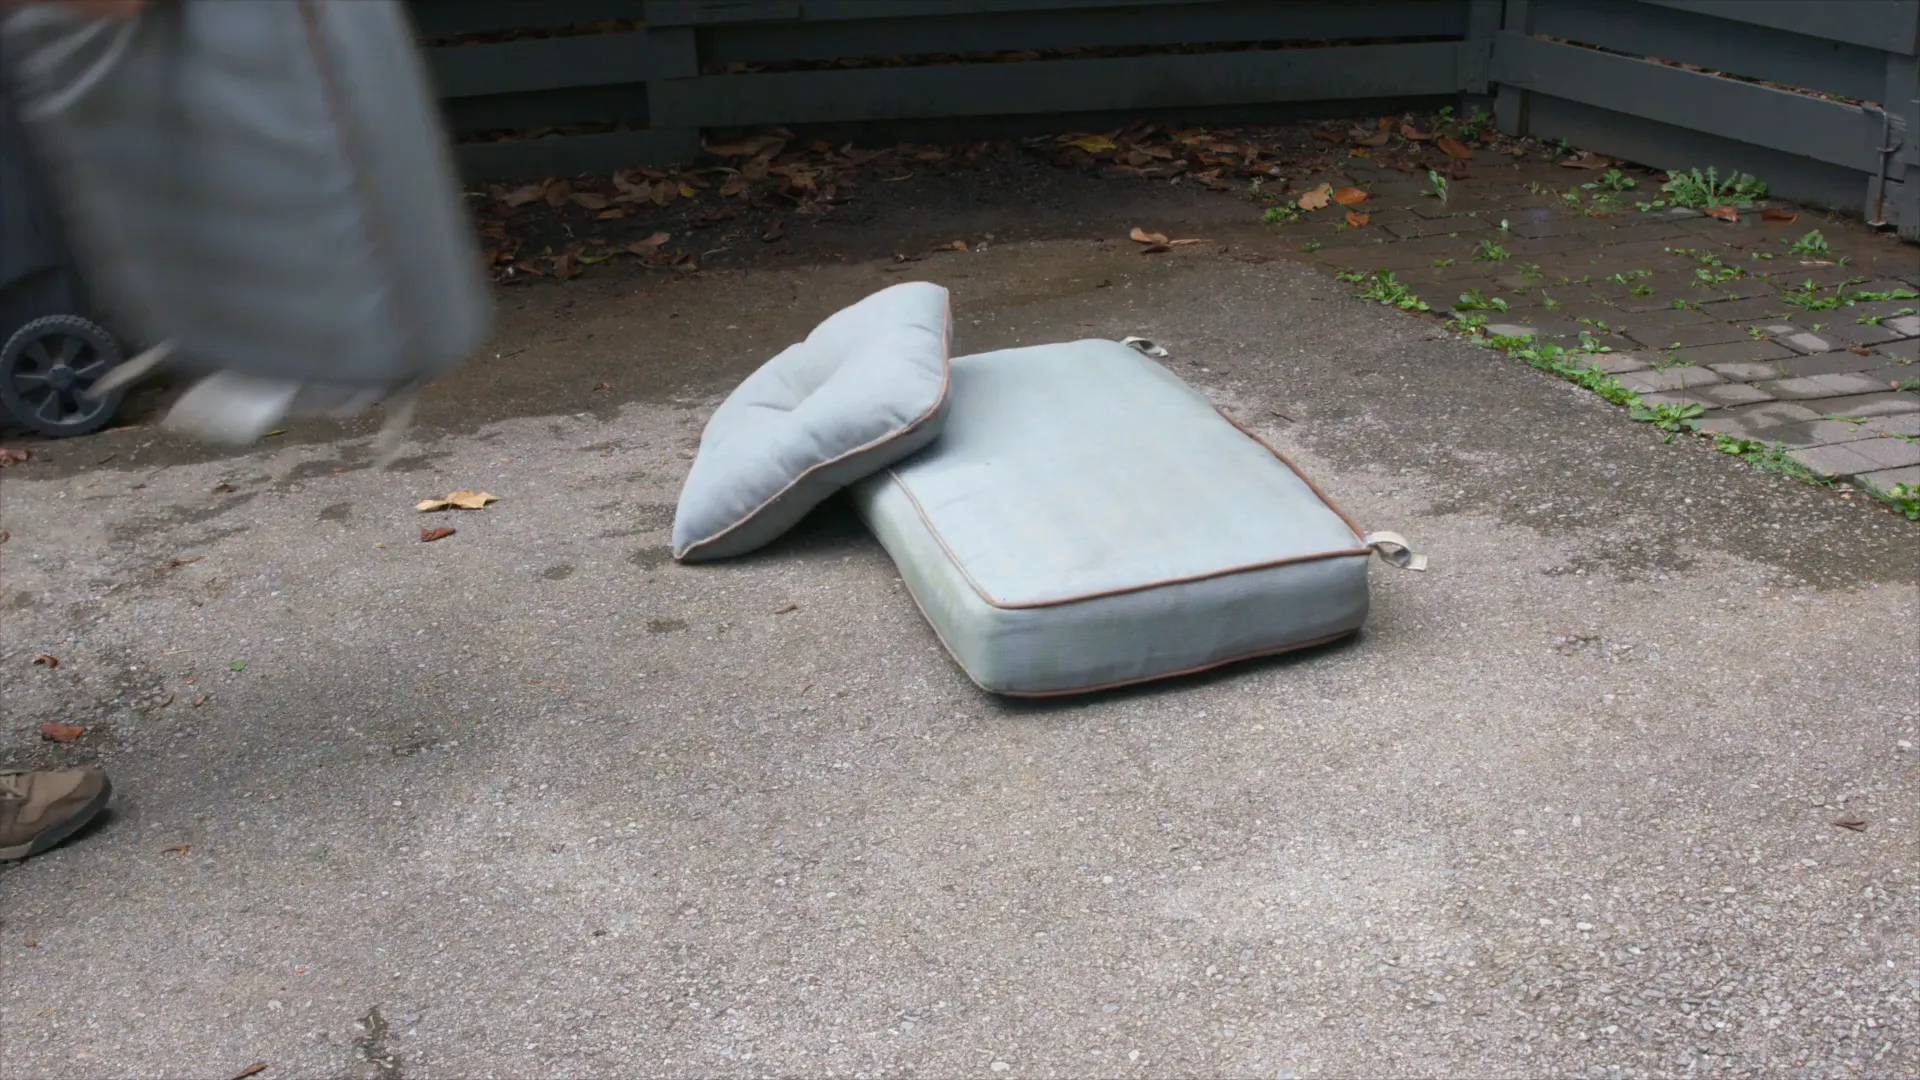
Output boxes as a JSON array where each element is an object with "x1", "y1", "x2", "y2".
[{"x1": 0, "y1": 768, "x2": 109, "y2": 861}]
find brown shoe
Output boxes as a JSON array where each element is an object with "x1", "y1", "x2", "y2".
[{"x1": 0, "y1": 769, "x2": 111, "y2": 861}]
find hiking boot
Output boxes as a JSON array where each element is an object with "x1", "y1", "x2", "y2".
[{"x1": 0, "y1": 769, "x2": 111, "y2": 861}]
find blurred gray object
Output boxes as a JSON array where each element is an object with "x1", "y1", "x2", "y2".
[
  {"x1": 0, "y1": 78, "x2": 125, "y2": 436},
  {"x1": 0, "y1": 0, "x2": 492, "y2": 446}
]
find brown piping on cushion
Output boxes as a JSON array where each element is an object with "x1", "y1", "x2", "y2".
[
  {"x1": 1213, "y1": 407, "x2": 1368, "y2": 540},
  {"x1": 879, "y1": 401, "x2": 1370, "y2": 610},
  {"x1": 674, "y1": 287, "x2": 953, "y2": 561}
]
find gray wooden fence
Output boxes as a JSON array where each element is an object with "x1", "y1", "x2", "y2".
[{"x1": 412, "y1": 0, "x2": 1920, "y2": 239}]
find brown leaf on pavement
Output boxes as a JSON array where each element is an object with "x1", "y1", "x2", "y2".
[
  {"x1": 162, "y1": 555, "x2": 204, "y2": 570},
  {"x1": 1129, "y1": 226, "x2": 1171, "y2": 245},
  {"x1": 542, "y1": 180, "x2": 572, "y2": 209},
  {"x1": 1353, "y1": 117, "x2": 1393, "y2": 147},
  {"x1": 1762, "y1": 207, "x2": 1798, "y2": 222},
  {"x1": 1832, "y1": 814, "x2": 1868, "y2": 831},
  {"x1": 1401, "y1": 123, "x2": 1434, "y2": 141},
  {"x1": 0, "y1": 447, "x2": 30, "y2": 467},
  {"x1": 552, "y1": 252, "x2": 583, "y2": 279},
  {"x1": 1705, "y1": 205, "x2": 1739, "y2": 223},
  {"x1": 773, "y1": 604, "x2": 799, "y2": 614},
  {"x1": 568, "y1": 192, "x2": 609, "y2": 211},
  {"x1": 420, "y1": 527, "x2": 456, "y2": 543},
  {"x1": 1138, "y1": 244, "x2": 1171, "y2": 255},
  {"x1": 40, "y1": 723, "x2": 85, "y2": 743},
  {"x1": 211, "y1": 482, "x2": 234, "y2": 493},
  {"x1": 1167, "y1": 237, "x2": 1211, "y2": 246},
  {"x1": 31, "y1": 653, "x2": 58, "y2": 668},
  {"x1": 415, "y1": 491, "x2": 498, "y2": 512},
  {"x1": 627, "y1": 232, "x2": 671, "y2": 255},
  {"x1": 1331, "y1": 186, "x2": 1369, "y2": 205},
  {"x1": 1296, "y1": 183, "x2": 1333, "y2": 211},
  {"x1": 946, "y1": 239, "x2": 968, "y2": 251},
  {"x1": 1437, "y1": 136, "x2": 1475, "y2": 160},
  {"x1": 1559, "y1": 150, "x2": 1612, "y2": 169},
  {"x1": 1061, "y1": 134, "x2": 1116, "y2": 154},
  {"x1": 1346, "y1": 210, "x2": 1370, "y2": 227},
  {"x1": 226, "y1": 1063, "x2": 269, "y2": 1080}
]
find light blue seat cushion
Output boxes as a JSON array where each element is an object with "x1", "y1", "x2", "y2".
[
  {"x1": 672, "y1": 281, "x2": 951, "y2": 561},
  {"x1": 850, "y1": 338, "x2": 1373, "y2": 695}
]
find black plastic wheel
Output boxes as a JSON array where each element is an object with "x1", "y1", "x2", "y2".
[{"x1": 0, "y1": 314, "x2": 125, "y2": 437}]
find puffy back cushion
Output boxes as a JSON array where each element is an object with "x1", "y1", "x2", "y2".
[{"x1": 671, "y1": 281, "x2": 951, "y2": 562}]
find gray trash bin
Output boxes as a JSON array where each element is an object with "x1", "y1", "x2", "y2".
[{"x1": 0, "y1": 80, "x2": 124, "y2": 437}]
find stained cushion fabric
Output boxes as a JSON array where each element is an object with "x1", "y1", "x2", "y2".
[{"x1": 849, "y1": 338, "x2": 1373, "y2": 695}]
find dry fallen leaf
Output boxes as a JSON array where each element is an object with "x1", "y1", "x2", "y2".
[
  {"x1": 1138, "y1": 243, "x2": 1171, "y2": 255},
  {"x1": 568, "y1": 192, "x2": 609, "y2": 211},
  {"x1": 773, "y1": 603, "x2": 799, "y2": 615},
  {"x1": 40, "y1": 723, "x2": 85, "y2": 743},
  {"x1": 1558, "y1": 150, "x2": 1612, "y2": 169},
  {"x1": 0, "y1": 447, "x2": 30, "y2": 467},
  {"x1": 1346, "y1": 210, "x2": 1371, "y2": 227},
  {"x1": 31, "y1": 653, "x2": 58, "y2": 668},
  {"x1": 552, "y1": 252, "x2": 583, "y2": 280},
  {"x1": 420, "y1": 527, "x2": 456, "y2": 543},
  {"x1": 1129, "y1": 226, "x2": 1171, "y2": 244},
  {"x1": 165, "y1": 844, "x2": 191, "y2": 854},
  {"x1": 542, "y1": 180, "x2": 572, "y2": 209},
  {"x1": 162, "y1": 555, "x2": 204, "y2": 570},
  {"x1": 192, "y1": 695, "x2": 208, "y2": 707},
  {"x1": 227, "y1": 1063, "x2": 269, "y2": 1080},
  {"x1": 1832, "y1": 814, "x2": 1868, "y2": 831},
  {"x1": 1296, "y1": 183, "x2": 1333, "y2": 211},
  {"x1": 502, "y1": 184, "x2": 543, "y2": 207},
  {"x1": 1705, "y1": 205, "x2": 1739, "y2": 223},
  {"x1": 762, "y1": 220, "x2": 786, "y2": 242},
  {"x1": 1331, "y1": 186, "x2": 1369, "y2": 205},
  {"x1": 1401, "y1": 123, "x2": 1434, "y2": 141},
  {"x1": 1168, "y1": 237, "x2": 1211, "y2": 246},
  {"x1": 1762, "y1": 207, "x2": 1798, "y2": 223},
  {"x1": 211, "y1": 482, "x2": 234, "y2": 494},
  {"x1": 1062, "y1": 134, "x2": 1116, "y2": 154},
  {"x1": 947, "y1": 239, "x2": 968, "y2": 251},
  {"x1": 718, "y1": 177, "x2": 749, "y2": 198},
  {"x1": 1353, "y1": 117, "x2": 1393, "y2": 147},
  {"x1": 627, "y1": 232, "x2": 671, "y2": 256},
  {"x1": 1311, "y1": 129, "x2": 1343, "y2": 144},
  {"x1": 416, "y1": 491, "x2": 497, "y2": 512},
  {"x1": 1437, "y1": 136, "x2": 1475, "y2": 160}
]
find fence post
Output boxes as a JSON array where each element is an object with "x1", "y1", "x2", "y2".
[
  {"x1": 646, "y1": 25, "x2": 704, "y2": 161},
  {"x1": 1492, "y1": 0, "x2": 1534, "y2": 140},
  {"x1": 1884, "y1": 50, "x2": 1920, "y2": 240},
  {"x1": 1462, "y1": 0, "x2": 1500, "y2": 120}
]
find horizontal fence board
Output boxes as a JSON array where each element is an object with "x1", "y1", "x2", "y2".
[
  {"x1": 653, "y1": 42, "x2": 1466, "y2": 126},
  {"x1": 1518, "y1": 93, "x2": 1903, "y2": 223},
  {"x1": 408, "y1": 0, "x2": 643, "y2": 39},
  {"x1": 1533, "y1": 0, "x2": 1886, "y2": 103},
  {"x1": 645, "y1": 0, "x2": 1229, "y2": 24},
  {"x1": 1634, "y1": 0, "x2": 1919, "y2": 55},
  {"x1": 443, "y1": 85, "x2": 648, "y2": 136},
  {"x1": 1493, "y1": 33, "x2": 1887, "y2": 172},
  {"x1": 427, "y1": 29, "x2": 695, "y2": 98},
  {"x1": 703, "y1": 0, "x2": 1470, "y2": 65},
  {"x1": 641, "y1": 0, "x2": 799, "y2": 24},
  {"x1": 456, "y1": 128, "x2": 701, "y2": 178}
]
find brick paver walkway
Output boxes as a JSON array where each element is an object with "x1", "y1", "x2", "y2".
[{"x1": 1255, "y1": 156, "x2": 1920, "y2": 499}]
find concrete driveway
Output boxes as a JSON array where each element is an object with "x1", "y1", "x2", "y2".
[{"x1": 2, "y1": 234, "x2": 1915, "y2": 1079}]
